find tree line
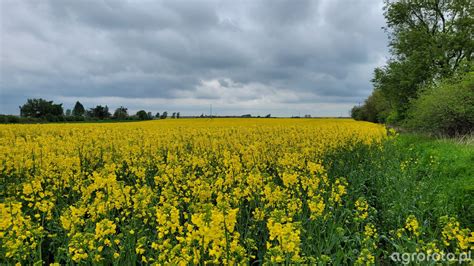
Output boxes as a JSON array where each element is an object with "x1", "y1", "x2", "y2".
[
  {"x1": 351, "y1": 0, "x2": 473, "y2": 136},
  {"x1": 0, "y1": 98, "x2": 180, "y2": 123}
]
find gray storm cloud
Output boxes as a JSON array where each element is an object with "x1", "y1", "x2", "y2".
[{"x1": 0, "y1": 0, "x2": 388, "y2": 116}]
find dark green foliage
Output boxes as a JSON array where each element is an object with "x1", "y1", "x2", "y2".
[
  {"x1": 351, "y1": 90, "x2": 391, "y2": 123},
  {"x1": 113, "y1": 106, "x2": 129, "y2": 119},
  {"x1": 19, "y1": 98, "x2": 63, "y2": 118},
  {"x1": 136, "y1": 110, "x2": 149, "y2": 120},
  {"x1": 88, "y1": 105, "x2": 111, "y2": 119},
  {"x1": 372, "y1": 59, "x2": 433, "y2": 120},
  {"x1": 160, "y1": 111, "x2": 168, "y2": 119},
  {"x1": 385, "y1": 0, "x2": 473, "y2": 75},
  {"x1": 0, "y1": 115, "x2": 20, "y2": 123},
  {"x1": 377, "y1": 0, "x2": 473, "y2": 121},
  {"x1": 350, "y1": 106, "x2": 365, "y2": 121},
  {"x1": 405, "y1": 72, "x2": 474, "y2": 136},
  {"x1": 354, "y1": 0, "x2": 473, "y2": 130},
  {"x1": 3, "y1": 99, "x2": 170, "y2": 123},
  {"x1": 72, "y1": 101, "x2": 85, "y2": 116},
  {"x1": 66, "y1": 116, "x2": 85, "y2": 122}
]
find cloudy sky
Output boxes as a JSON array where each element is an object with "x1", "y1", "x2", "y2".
[{"x1": 0, "y1": 0, "x2": 388, "y2": 117}]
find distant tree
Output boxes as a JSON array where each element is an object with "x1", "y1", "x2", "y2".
[
  {"x1": 136, "y1": 110, "x2": 149, "y2": 120},
  {"x1": 351, "y1": 89, "x2": 391, "y2": 123},
  {"x1": 65, "y1": 109, "x2": 72, "y2": 116},
  {"x1": 177, "y1": 112, "x2": 180, "y2": 119},
  {"x1": 113, "y1": 106, "x2": 128, "y2": 119},
  {"x1": 72, "y1": 101, "x2": 85, "y2": 116},
  {"x1": 19, "y1": 98, "x2": 63, "y2": 118},
  {"x1": 0, "y1": 115, "x2": 20, "y2": 123},
  {"x1": 172, "y1": 112, "x2": 176, "y2": 119},
  {"x1": 147, "y1": 112, "x2": 153, "y2": 119},
  {"x1": 160, "y1": 111, "x2": 168, "y2": 119},
  {"x1": 88, "y1": 105, "x2": 111, "y2": 119},
  {"x1": 200, "y1": 113, "x2": 204, "y2": 118},
  {"x1": 104, "y1": 106, "x2": 110, "y2": 119},
  {"x1": 241, "y1": 114, "x2": 251, "y2": 118},
  {"x1": 265, "y1": 114, "x2": 271, "y2": 118},
  {"x1": 155, "y1": 112, "x2": 160, "y2": 119},
  {"x1": 351, "y1": 105, "x2": 365, "y2": 121}
]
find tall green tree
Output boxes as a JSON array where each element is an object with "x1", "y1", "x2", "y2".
[
  {"x1": 357, "y1": 0, "x2": 473, "y2": 123},
  {"x1": 160, "y1": 111, "x2": 168, "y2": 119},
  {"x1": 385, "y1": 0, "x2": 473, "y2": 75},
  {"x1": 19, "y1": 98, "x2": 63, "y2": 118},
  {"x1": 113, "y1": 106, "x2": 128, "y2": 119},
  {"x1": 136, "y1": 110, "x2": 149, "y2": 120},
  {"x1": 88, "y1": 105, "x2": 111, "y2": 119},
  {"x1": 351, "y1": 89, "x2": 391, "y2": 123},
  {"x1": 72, "y1": 101, "x2": 85, "y2": 116},
  {"x1": 372, "y1": 58, "x2": 432, "y2": 119}
]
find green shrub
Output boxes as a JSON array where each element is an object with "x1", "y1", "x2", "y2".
[
  {"x1": 0, "y1": 115, "x2": 20, "y2": 123},
  {"x1": 350, "y1": 105, "x2": 366, "y2": 121},
  {"x1": 351, "y1": 89, "x2": 391, "y2": 123},
  {"x1": 405, "y1": 72, "x2": 474, "y2": 136}
]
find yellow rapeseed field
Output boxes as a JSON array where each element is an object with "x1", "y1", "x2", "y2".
[{"x1": 0, "y1": 119, "x2": 471, "y2": 264}]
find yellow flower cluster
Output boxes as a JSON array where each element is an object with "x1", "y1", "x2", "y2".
[
  {"x1": 355, "y1": 198, "x2": 369, "y2": 221},
  {"x1": 440, "y1": 216, "x2": 473, "y2": 252},
  {"x1": 0, "y1": 202, "x2": 44, "y2": 261},
  {"x1": 0, "y1": 118, "x2": 387, "y2": 264},
  {"x1": 266, "y1": 216, "x2": 301, "y2": 263},
  {"x1": 392, "y1": 214, "x2": 473, "y2": 259},
  {"x1": 404, "y1": 215, "x2": 420, "y2": 237},
  {"x1": 353, "y1": 197, "x2": 378, "y2": 265}
]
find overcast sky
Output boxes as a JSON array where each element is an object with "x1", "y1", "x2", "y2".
[{"x1": 0, "y1": 0, "x2": 388, "y2": 117}]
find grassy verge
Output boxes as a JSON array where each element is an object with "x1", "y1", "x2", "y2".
[{"x1": 322, "y1": 133, "x2": 473, "y2": 262}]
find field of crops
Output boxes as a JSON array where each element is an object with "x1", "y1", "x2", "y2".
[{"x1": 1, "y1": 119, "x2": 472, "y2": 265}]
